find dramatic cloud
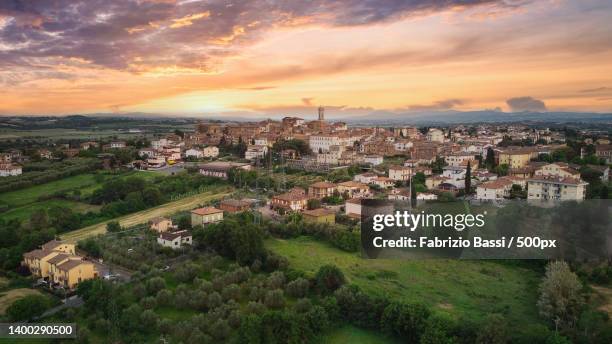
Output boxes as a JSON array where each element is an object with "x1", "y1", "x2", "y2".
[
  {"x1": 301, "y1": 97, "x2": 315, "y2": 106},
  {"x1": 506, "y1": 96, "x2": 547, "y2": 112}
]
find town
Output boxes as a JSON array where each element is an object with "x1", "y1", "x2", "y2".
[{"x1": 0, "y1": 112, "x2": 610, "y2": 343}]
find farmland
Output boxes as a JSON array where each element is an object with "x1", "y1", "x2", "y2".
[
  {"x1": 266, "y1": 236, "x2": 542, "y2": 327},
  {"x1": 60, "y1": 185, "x2": 233, "y2": 243},
  {"x1": 0, "y1": 171, "x2": 158, "y2": 222}
]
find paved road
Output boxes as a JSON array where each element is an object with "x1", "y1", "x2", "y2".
[{"x1": 38, "y1": 295, "x2": 84, "y2": 319}]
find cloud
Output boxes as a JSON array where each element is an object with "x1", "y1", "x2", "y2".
[
  {"x1": 407, "y1": 99, "x2": 465, "y2": 111},
  {"x1": 0, "y1": 0, "x2": 532, "y2": 76},
  {"x1": 237, "y1": 86, "x2": 277, "y2": 91},
  {"x1": 301, "y1": 97, "x2": 314, "y2": 106},
  {"x1": 506, "y1": 96, "x2": 547, "y2": 112},
  {"x1": 579, "y1": 86, "x2": 612, "y2": 93}
]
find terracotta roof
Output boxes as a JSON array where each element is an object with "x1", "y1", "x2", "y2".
[
  {"x1": 41, "y1": 240, "x2": 65, "y2": 251},
  {"x1": 310, "y1": 181, "x2": 336, "y2": 188},
  {"x1": 338, "y1": 181, "x2": 368, "y2": 188},
  {"x1": 56, "y1": 259, "x2": 90, "y2": 272},
  {"x1": 23, "y1": 249, "x2": 54, "y2": 260},
  {"x1": 160, "y1": 230, "x2": 191, "y2": 241},
  {"x1": 47, "y1": 254, "x2": 75, "y2": 265},
  {"x1": 274, "y1": 192, "x2": 309, "y2": 202},
  {"x1": 191, "y1": 207, "x2": 223, "y2": 216},
  {"x1": 528, "y1": 176, "x2": 587, "y2": 186},
  {"x1": 303, "y1": 208, "x2": 336, "y2": 217},
  {"x1": 345, "y1": 198, "x2": 362, "y2": 205},
  {"x1": 479, "y1": 179, "x2": 513, "y2": 190}
]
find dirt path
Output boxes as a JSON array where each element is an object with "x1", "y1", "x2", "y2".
[
  {"x1": 591, "y1": 285, "x2": 612, "y2": 317},
  {"x1": 60, "y1": 186, "x2": 233, "y2": 243}
]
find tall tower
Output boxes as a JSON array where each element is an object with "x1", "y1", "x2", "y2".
[{"x1": 318, "y1": 106, "x2": 325, "y2": 121}]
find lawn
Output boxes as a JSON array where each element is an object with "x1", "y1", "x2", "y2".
[
  {"x1": 323, "y1": 325, "x2": 400, "y2": 344},
  {"x1": 0, "y1": 174, "x2": 98, "y2": 208},
  {"x1": 0, "y1": 288, "x2": 44, "y2": 315},
  {"x1": 266, "y1": 236, "x2": 542, "y2": 327}
]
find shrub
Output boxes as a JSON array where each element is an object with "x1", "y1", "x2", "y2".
[
  {"x1": 315, "y1": 264, "x2": 346, "y2": 293},
  {"x1": 286, "y1": 277, "x2": 310, "y2": 298}
]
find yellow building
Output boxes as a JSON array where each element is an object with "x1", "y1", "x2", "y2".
[
  {"x1": 497, "y1": 149, "x2": 532, "y2": 168},
  {"x1": 22, "y1": 240, "x2": 96, "y2": 289},
  {"x1": 191, "y1": 207, "x2": 224, "y2": 227},
  {"x1": 302, "y1": 208, "x2": 336, "y2": 224}
]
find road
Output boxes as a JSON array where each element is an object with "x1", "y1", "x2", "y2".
[{"x1": 60, "y1": 186, "x2": 234, "y2": 243}]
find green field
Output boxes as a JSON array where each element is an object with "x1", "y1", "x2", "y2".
[
  {"x1": 323, "y1": 325, "x2": 400, "y2": 344},
  {"x1": 0, "y1": 128, "x2": 143, "y2": 140},
  {"x1": 266, "y1": 236, "x2": 542, "y2": 327},
  {"x1": 0, "y1": 171, "x2": 158, "y2": 221}
]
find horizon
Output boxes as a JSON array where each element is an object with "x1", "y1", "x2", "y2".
[{"x1": 1, "y1": 1, "x2": 612, "y2": 116}]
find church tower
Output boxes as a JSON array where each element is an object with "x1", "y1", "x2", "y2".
[{"x1": 318, "y1": 106, "x2": 325, "y2": 121}]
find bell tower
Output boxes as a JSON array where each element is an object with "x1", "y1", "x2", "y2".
[{"x1": 318, "y1": 106, "x2": 324, "y2": 121}]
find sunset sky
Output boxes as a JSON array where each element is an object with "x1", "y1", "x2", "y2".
[{"x1": 1, "y1": 0, "x2": 612, "y2": 118}]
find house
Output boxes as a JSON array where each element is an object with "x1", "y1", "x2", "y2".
[
  {"x1": 388, "y1": 165, "x2": 413, "y2": 181},
  {"x1": 587, "y1": 164, "x2": 610, "y2": 182},
  {"x1": 337, "y1": 181, "x2": 370, "y2": 199},
  {"x1": 199, "y1": 162, "x2": 251, "y2": 179},
  {"x1": 0, "y1": 152, "x2": 10, "y2": 163},
  {"x1": 527, "y1": 177, "x2": 588, "y2": 201},
  {"x1": 354, "y1": 172, "x2": 378, "y2": 184},
  {"x1": 150, "y1": 217, "x2": 173, "y2": 233},
  {"x1": 497, "y1": 148, "x2": 532, "y2": 168},
  {"x1": 345, "y1": 198, "x2": 362, "y2": 219},
  {"x1": 191, "y1": 207, "x2": 224, "y2": 226},
  {"x1": 417, "y1": 192, "x2": 438, "y2": 200},
  {"x1": 476, "y1": 178, "x2": 514, "y2": 200},
  {"x1": 308, "y1": 182, "x2": 337, "y2": 199},
  {"x1": 302, "y1": 208, "x2": 336, "y2": 224},
  {"x1": 364, "y1": 155, "x2": 384, "y2": 166},
  {"x1": 52, "y1": 260, "x2": 96, "y2": 289},
  {"x1": 426, "y1": 128, "x2": 444, "y2": 143},
  {"x1": 22, "y1": 240, "x2": 94, "y2": 289},
  {"x1": 139, "y1": 148, "x2": 157, "y2": 158},
  {"x1": 147, "y1": 156, "x2": 166, "y2": 169},
  {"x1": 271, "y1": 189, "x2": 309, "y2": 212},
  {"x1": 595, "y1": 144, "x2": 612, "y2": 164},
  {"x1": 425, "y1": 175, "x2": 449, "y2": 190},
  {"x1": 219, "y1": 199, "x2": 252, "y2": 213},
  {"x1": 444, "y1": 152, "x2": 477, "y2": 168},
  {"x1": 372, "y1": 176, "x2": 395, "y2": 188},
  {"x1": 437, "y1": 183, "x2": 459, "y2": 194},
  {"x1": 39, "y1": 149, "x2": 53, "y2": 159},
  {"x1": 185, "y1": 148, "x2": 204, "y2": 159},
  {"x1": 245, "y1": 145, "x2": 268, "y2": 161},
  {"x1": 0, "y1": 164, "x2": 22, "y2": 177},
  {"x1": 534, "y1": 162, "x2": 580, "y2": 180},
  {"x1": 110, "y1": 141, "x2": 126, "y2": 149},
  {"x1": 388, "y1": 188, "x2": 411, "y2": 201},
  {"x1": 202, "y1": 146, "x2": 219, "y2": 158},
  {"x1": 157, "y1": 230, "x2": 193, "y2": 249}
]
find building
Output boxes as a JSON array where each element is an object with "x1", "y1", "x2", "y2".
[
  {"x1": 150, "y1": 217, "x2": 173, "y2": 233},
  {"x1": 497, "y1": 148, "x2": 532, "y2": 168},
  {"x1": 245, "y1": 145, "x2": 268, "y2": 161},
  {"x1": 185, "y1": 148, "x2": 204, "y2": 159},
  {"x1": 527, "y1": 177, "x2": 588, "y2": 201},
  {"x1": 476, "y1": 178, "x2": 514, "y2": 200},
  {"x1": 158, "y1": 230, "x2": 193, "y2": 249},
  {"x1": 444, "y1": 152, "x2": 477, "y2": 168},
  {"x1": 373, "y1": 176, "x2": 395, "y2": 188},
  {"x1": 199, "y1": 162, "x2": 251, "y2": 179},
  {"x1": 308, "y1": 181, "x2": 337, "y2": 199},
  {"x1": 534, "y1": 162, "x2": 580, "y2": 180},
  {"x1": 0, "y1": 164, "x2": 22, "y2": 177},
  {"x1": 388, "y1": 165, "x2": 413, "y2": 181},
  {"x1": 191, "y1": 207, "x2": 224, "y2": 226},
  {"x1": 202, "y1": 146, "x2": 219, "y2": 158},
  {"x1": 364, "y1": 155, "x2": 384, "y2": 166},
  {"x1": 345, "y1": 198, "x2": 362, "y2": 219},
  {"x1": 309, "y1": 134, "x2": 342, "y2": 153},
  {"x1": 109, "y1": 141, "x2": 126, "y2": 149},
  {"x1": 354, "y1": 172, "x2": 378, "y2": 184},
  {"x1": 426, "y1": 128, "x2": 444, "y2": 143},
  {"x1": 302, "y1": 208, "x2": 336, "y2": 224},
  {"x1": 219, "y1": 199, "x2": 252, "y2": 213},
  {"x1": 417, "y1": 192, "x2": 438, "y2": 200},
  {"x1": 595, "y1": 144, "x2": 612, "y2": 164},
  {"x1": 22, "y1": 240, "x2": 94, "y2": 289},
  {"x1": 337, "y1": 181, "x2": 370, "y2": 199},
  {"x1": 271, "y1": 190, "x2": 309, "y2": 212}
]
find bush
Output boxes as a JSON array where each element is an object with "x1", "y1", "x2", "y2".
[
  {"x1": 286, "y1": 277, "x2": 310, "y2": 298},
  {"x1": 6, "y1": 294, "x2": 54, "y2": 321},
  {"x1": 264, "y1": 289, "x2": 285, "y2": 309},
  {"x1": 315, "y1": 264, "x2": 346, "y2": 293}
]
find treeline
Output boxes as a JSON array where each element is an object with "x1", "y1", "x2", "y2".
[{"x1": 0, "y1": 158, "x2": 100, "y2": 193}]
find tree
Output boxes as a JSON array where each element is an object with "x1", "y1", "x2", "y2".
[
  {"x1": 30, "y1": 209, "x2": 48, "y2": 230},
  {"x1": 485, "y1": 147, "x2": 496, "y2": 168},
  {"x1": 315, "y1": 264, "x2": 346, "y2": 293},
  {"x1": 7, "y1": 295, "x2": 53, "y2": 321},
  {"x1": 464, "y1": 161, "x2": 472, "y2": 194},
  {"x1": 106, "y1": 221, "x2": 122, "y2": 233},
  {"x1": 307, "y1": 198, "x2": 321, "y2": 210},
  {"x1": 476, "y1": 314, "x2": 509, "y2": 344},
  {"x1": 380, "y1": 302, "x2": 430, "y2": 342},
  {"x1": 537, "y1": 261, "x2": 584, "y2": 331}
]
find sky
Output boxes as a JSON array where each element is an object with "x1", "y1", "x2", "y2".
[{"x1": 1, "y1": 0, "x2": 612, "y2": 118}]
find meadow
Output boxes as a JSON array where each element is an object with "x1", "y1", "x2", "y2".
[{"x1": 266, "y1": 236, "x2": 543, "y2": 327}]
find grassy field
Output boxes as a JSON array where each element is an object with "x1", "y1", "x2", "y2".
[
  {"x1": 60, "y1": 186, "x2": 234, "y2": 243},
  {"x1": 0, "y1": 128, "x2": 143, "y2": 140},
  {"x1": 0, "y1": 171, "x2": 157, "y2": 222},
  {"x1": 266, "y1": 236, "x2": 542, "y2": 327},
  {"x1": 0, "y1": 288, "x2": 43, "y2": 315},
  {"x1": 323, "y1": 325, "x2": 400, "y2": 344}
]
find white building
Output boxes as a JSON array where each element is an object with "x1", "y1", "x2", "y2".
[
  {"x1": 157, "y1": 230, "x2": 192, "y2": 249},
  {"x1": 345, "y1": 198, "x2": 362, "y2": 218},
  {"x1": 364, "y1": 155, "x2": 383, "y2": 166},
  {"x1": 417, "y1": 192, "x2": 438, "y2": 200},
  {"x1": 527, "y1": 177, "x2": 587, "y2": 201},
  {"x1": 426, "y1": 128, "x2": 444, "y2": 143},
  {"x1": 185, "y1": 148, "x2": 204, "y2": 159},
  {"x1": 309, "y1": 134, "x2": 342, "y2": 153},
  {"x1": 476, "y1": 178, "x2": 513, "y2": 200},
  {"x1": 245, "y1": 145, "x2": 268, "y2": 161},
  {"x1": 388, "y1": 165, "x2": 413, "y2": 181},
  {"x1": 0, "y1": 164, "x2": 22, "y2": 177},
  {"x1": 110, "y1": 141, "x2": 126, "y2": 149},
  {"x1": 444, "y1": 152, "x2": 477, "y2": 168},
  {"x1": 152, "y1": 139, "x2": 169, "y2": 150},
  {"x1": 354, "y1": 173, "x2": 378, "y2": 184},
  {"x1": 139, "y1": 148, "x2": 157, "y2": 158},
  {"x1": 202, "y1": 146, "x2": 219, "y2": 158}
]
